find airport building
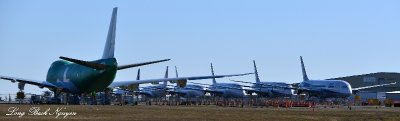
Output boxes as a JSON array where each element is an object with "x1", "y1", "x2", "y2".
[
  {"x1": 328, "y1": 72, "x2": 400, "y2": 92},
  {"x1": 328, "y1": 72, "x2": 400, "y2": 102}
]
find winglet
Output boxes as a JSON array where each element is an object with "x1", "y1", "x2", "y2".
[
  {"x1": 253, "y1": 60, "x2": 261, "y2": 83},
  {"x1": 102, "y1": 7, "x2": 117, "y2": 59},
  {"x1": 300, "y1": 56, "x2": 309, "y2": 81},
  {"x1": 211, "y1": 63, "x2": 216, "y2": 84}
]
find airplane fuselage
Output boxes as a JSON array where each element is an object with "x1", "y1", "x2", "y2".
[
  {"x1": 251, "y1": 82, "x2": 294, "y2": 98},
  {"x1": 298, "y1": 80, "x2": 352, "y2": 98},
  {"x1": 140, "y1": 84, "x2": 167, "y2": 98},
  {"x1": 174, "y1": 84, "x2": 205, "y2": 98},
  {"x1": 46, "y1": 58, "x2": 118, "y2": 93},
  {"x1": 209, "y1": 83, "x2": 244, "y2": 98}
]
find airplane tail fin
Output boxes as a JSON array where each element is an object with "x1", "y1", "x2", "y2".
[
  {"x1": 136, "y1": 69, "x2": 140, "y2": 80},
  {"x1": 102, "y1": 7, "x2": 117, "y2": 59},
  {"x1": 210, "y1": 63, "x2": 216, "y2": 84},
  {"x1": 300, "y1": 56, "x2": 309, "y2": 81},
  {"x1": 163, "y1": 66, "x2": 169, "y2": 86},
  {"x1": 175, "y1": 66, "x2": 179, "y2": 78},
  {"x1": 253, "y1": 60, "x2": 261, "y2": 83},
  {"x1": 164, "y1": 66, "x2": 169, "y2": 78}
]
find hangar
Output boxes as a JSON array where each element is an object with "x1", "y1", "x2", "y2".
[
  {"x1": 328, "y1": 72, "x2": 400, "y2": 102},
  {"x1": 328, "y1": 72, "x2": 400, "y2": 92}
]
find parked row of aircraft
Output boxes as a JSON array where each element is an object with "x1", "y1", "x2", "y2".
[
  {"x1": 1, "y1": 7, "x2": 396, "y2": 103},
  {"x1": 119, "y1": 55, "x2": 396, "y2": 101}
]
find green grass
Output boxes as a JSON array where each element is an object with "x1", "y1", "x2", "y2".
[{"x1": 0, "y1": 104, "x2": 399, "y2": 121}]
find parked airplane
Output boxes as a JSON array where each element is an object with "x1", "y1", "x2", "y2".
[
  {"x1": 204, "y1": 63, "x2": 245, "y2": 98},
  {"x1": 170, "y1": 66, "x2": 206, "y2": 98},
  {"x1": 231, "y1": 60, "x2": 294, "y2": 98},
  {"x1": 137, "y1": 65, "x2": 251, "y2": 98},
  {"x1": 0, "y1": 7, "x2": 252, "y2": 98},
  {"x1": 136, "y1": 67, "x2": 170, "y2": 98},
  {"x1": 296, "y1": 56, "x2": 396, "y2": 99}
]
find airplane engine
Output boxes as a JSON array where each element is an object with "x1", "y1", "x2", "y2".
[
  {"x1": 127, "y1": 84, "x2": 139, "y2": 91},
  {"x1": 174, "y1": 80, "x2": 187, "y2": 87},
  {"x1": 119, "y1": 84, "x2": 139, "y2": 91},
  {"x1": 296, "y1": 89, "x2": 303, "y2": 95},
  {"x1": 245, "y1": 90, "x2": 253, "y2": 95},
  {"x1": 18, "y1": 82, "x2": 25, "y2": 91},
  {"x1": 16, "y1": 91, "x2": 25, "y2": 99}
]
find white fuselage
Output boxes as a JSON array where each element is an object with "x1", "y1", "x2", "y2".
[
  {"x1": 174, "y1": 84, "x2": 205, "y2": 98},
  {"x1": 208, "y1": 83, "x2": 244, "y2": 98},
  {"x1": 252, "y1": 82, "x2": 294, "y2": 97},
  {"x1": 298, "y1": 80, "x2": 352, "y2": 98},
  {"x1": 141, "y1": 84, "x2": 167, "y2": 98}
]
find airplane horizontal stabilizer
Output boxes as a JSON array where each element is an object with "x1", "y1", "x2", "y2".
[
  {"x1": 117, "y1": 59, "x2": 170, "y2": 70},
  {"x1": 60, "y1": 56, "x2": 107, "y2": 70}
]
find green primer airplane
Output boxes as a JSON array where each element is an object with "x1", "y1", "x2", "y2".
[{"x1": 0, "y1": 7, "x2": 252, "y2": 94}]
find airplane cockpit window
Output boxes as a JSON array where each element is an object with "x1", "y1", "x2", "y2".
[
  {"x1": 341, "y1": 83, "x2": 348, "y2": 89},
  {"x1": 335, "y1": 82, "x2": 341, "y2": 89}
]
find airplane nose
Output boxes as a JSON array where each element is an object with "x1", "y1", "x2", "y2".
[{"x1": 347, "y1": 89, "x2": 352, "y2": 97}]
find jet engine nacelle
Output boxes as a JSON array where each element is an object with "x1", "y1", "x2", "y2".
[
  {"x1": 172, "y1": 80, "x2": 187, "y2": 87},
  {"x1": 18, "y1": 82, "x2": 25, "y2": 91},
  {"x1": 16, "y1": 91, "x2": 25, "y2": 99},
  {"x1": 176, "y1": 80, "x2": 187, "y2": 87},
  {"x1": 120, "y1": 84, "x2": 139, "y2": 91},
  {"x1": 245, "y1": 90, "x2": 254, "y2": 95}
]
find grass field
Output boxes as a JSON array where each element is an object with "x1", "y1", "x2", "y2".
[{"x1": 0, "y1": 104, "x2": 399, "y2": 121}]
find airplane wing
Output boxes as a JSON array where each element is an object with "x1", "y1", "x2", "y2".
[
  {"x1": 108, "y1": 73, "x2": 253, "y2": 88},
  {"x1": 229, "y1": 79, "x2": 294, "y2": 88},
  {"x1": 0, "y1": 75, "x2": 58, "y2": 89},
  {"x1": 352, "y1": 82, "x2": 397, "y2": 91}
]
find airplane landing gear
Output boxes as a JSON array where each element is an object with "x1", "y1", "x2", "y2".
[
  {"x1": 49, "y1": 89, "x2": 62, "y2": 104},
  {"x1": 16, "y1": 82, "x2": 26, "y2": 104}
]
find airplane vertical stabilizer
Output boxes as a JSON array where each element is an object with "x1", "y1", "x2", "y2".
[
  {"x1": 253, "y1": 60, "x2": 261, "y2": 83},
  {"x1": 175, "y1": 66, "x2": 179, "y2": 78},
  {"x1": 211, "y1": 63, "x2": 216, "y2": 84},
  {"x1": 102, "y1": 7, "x2": 117, "y2": 59},
  {"x1": 164, "y1": 66, "x2": 169, "y2": 78},
  {"x1": 300, "y1": 56, "x2": 309, "y2": 81},
  {"x1": 136, "y1": 69, "x2": 140, "y2": 80},
  {"x1": 163, "y1": 66, "x2": 169, "y2": 85}
]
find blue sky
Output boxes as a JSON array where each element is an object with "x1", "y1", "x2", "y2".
[{"x1": 1, "y1": 0, "x2": 400, "y2": 96}]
